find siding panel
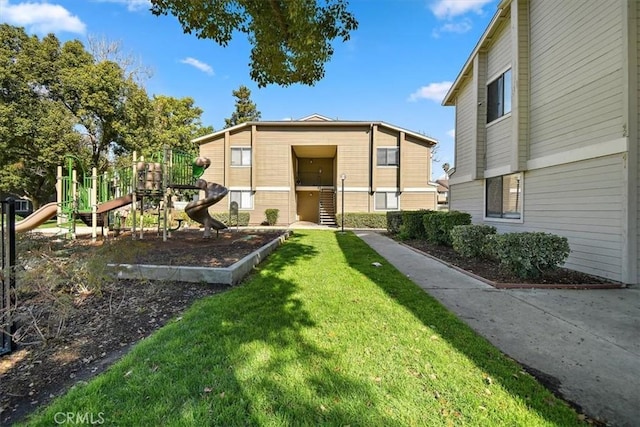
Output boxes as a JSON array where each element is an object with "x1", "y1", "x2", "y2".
[
  {"x1": 529, "y1": 0, "x2": 623, "y2": 158},
  {"x1": 454, "y1": 79, "x2": 475, "y2": 176},
  {"x1": 487, "y1": 18, "x2": 511, "y2": 78},
  {"x1": 487, "y1": 154, "x2": 624, "y2": 281},
  {"x1": 402, "y1": 193, "x2": 437, "y2": 210},
  {"x1": 402, "y1": 139, "x2": 432, "y2": 188},
  {"x1": 485, "y1": 118, "x2": 512, "y2": 171},
  {"x1": 449, "y1": 180, "x2": 484, "y2": 222}
]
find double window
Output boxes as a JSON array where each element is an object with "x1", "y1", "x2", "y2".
[
  {"x1": 487, "y1": 69, "x2": 512, "y2": 123},
  {"x1": 230, "y1": 190, "x2": 253, "y2": 209},
  {"x1": 231, "y1": 147, "x2": 251, "y2": 166},
  {"x1": 15, "y1": 199, "x2": 30, "y2": 212},
  {"x1": 486, "y1": 173, "x2": 522, "y2": 219},
  {"x1": 377, "y1": 147, "x2": 398, "y2": 166},
  {"x1": 375, "y1": 192, "x2": 399, "y2": 210}
]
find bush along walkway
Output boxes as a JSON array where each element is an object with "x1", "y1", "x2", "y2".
[{"x1": 21, "y1": 230, "x2": 586, "y2": 426}]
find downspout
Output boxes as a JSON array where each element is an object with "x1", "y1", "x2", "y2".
[{"x1": 369, "y1": 123, "x2": 374, "y2": 195}]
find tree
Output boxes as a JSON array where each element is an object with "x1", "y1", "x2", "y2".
[
  {"x1": 0, "y1": 25, "x2": 84, "y2": 208},
  {"x1": 146, "y1": 95, "x2": 214, "y2": 155},
  {"x1": 49, "y1": 39, "x2": 154, "y2": 169},
  {"x1": 0, "y1": 25, "x2": 213, "y2": 206},
  {"x1": 149, "y1": 0, "x2": 358, "y2": 87},
  {"x1": 224, "y1": 85, "x2": 261, "y2": 128},
  {"x1": 87, "y1": 34, "x2": 153, "y2": 85}
]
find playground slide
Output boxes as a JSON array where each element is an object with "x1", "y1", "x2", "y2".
[
  {"x1": 96, "y1": 194, "x2": 134, "y2": 215},
  {"x1": 15, "y1": 202, "x2": 58, "y2": 233},
  {"x1": 185, "y1": 179, "x2": 229, "y2": 237}
]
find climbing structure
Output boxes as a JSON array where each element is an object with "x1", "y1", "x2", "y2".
[{"x1": 58, "y1": 147, "x2": 227, "y2": 240}]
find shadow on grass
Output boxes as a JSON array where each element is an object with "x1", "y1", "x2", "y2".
[
  {"x1": 334, "y1": 230, "x2": 582, "y2": 426},
  {"x1": 22, "y1": 231, "x2": 398, "y2": 426}
]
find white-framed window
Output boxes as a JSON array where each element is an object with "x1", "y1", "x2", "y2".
[
  {"x1": 15, "y1": 199, "x2": 29, "y2": 211},
  {"x1": 486, "y1": 173, "x2": 522, "y2": 219},
  {"x1": 375, "y1": 192, "x2": 399, "y2": 210},
  {"x1": 487, "y1": 69, "x2": 512, "y2": 123},
  {"x1": 377, "y1": 147, "x2": 399, "y2": 166},
  {"x1": 231, "y1": 147, "x2": 251, "y2": 166},
  {"x1": 230, "y1": 190, "x2": 253, "y2": 209}
]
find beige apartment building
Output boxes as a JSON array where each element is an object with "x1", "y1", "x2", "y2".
[
  {"x1": 443, "y1": 0, "x2": 639, "y2": 284},
  {"x1": 194, "y1": 114, "x2": 438, "y2": 226}
]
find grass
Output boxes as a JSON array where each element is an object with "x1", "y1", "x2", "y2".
[{"x1": 20, "y1": 230, "x2": 584, "y2": 426}]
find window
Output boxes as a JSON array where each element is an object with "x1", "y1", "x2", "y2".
[
  {"x1": 487, "y1": 69, "x2": 511, "y2": 123},
  {"x1": 15, "y1": 199, "x2": 29, "y2": 211},
  {"x1": 377, "y1": 147, "x2": 399, "y2": 166},
  {"x1": 375, "y1": 192, "x2": 399, "y2": 210},
  {"x1": 486, "y1": 173, "x2": 522, "y2": 219},
  {"x1": 230, "y1": 190, "x2": 253, "y2": 209},
  {"x1": 231, "y1": 147, "x2": 251, "y2": 166}
]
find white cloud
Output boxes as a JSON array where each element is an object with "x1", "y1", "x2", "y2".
[
  {"x1": 447, "y1": 128, "x2": 455, "y2": 139},
  {"x1": 432, "y1": 18, "x2": 473, "y2": 37},
  {"x1": 93, "y1": 0, "x2": 151, "y2": 12},
  {"x1": 0, "y1": 0, "x2": 86, "y2": 34},
  {"x1": 430, "y1": 0, "x2": 494, "y2": 20},
  {"x1": 180, "y1": 57, "x2": 214, "y2": 75},
  {"x1": 408, "y1": 81, "x2": 453, "y2": 103}
]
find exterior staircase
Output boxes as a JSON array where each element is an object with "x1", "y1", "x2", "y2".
[{"x1": 319, "y1": 189, "x2": 337, "y2": 226}]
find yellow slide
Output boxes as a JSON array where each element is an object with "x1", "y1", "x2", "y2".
[{"x1": 15, "y1": 202, "x2": 58, "y2": 233}]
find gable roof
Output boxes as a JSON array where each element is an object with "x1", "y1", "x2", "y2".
[
  {"x1": 442, "y1": 0, "x2": 511, "y2": 106},
  {"x1": 298, "y1": 113, "x2": 333, "y2": 121},
  {"x1": 193, "y1": 117, "x2": 438, "y2": 146}
]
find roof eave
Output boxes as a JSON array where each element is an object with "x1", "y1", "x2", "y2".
[
  {"x1": 442, "y1": 2, "x2": 511, "y2": 106},
  {"x1": 193, "y1": 120, "x2": 438, "y2": 146}
]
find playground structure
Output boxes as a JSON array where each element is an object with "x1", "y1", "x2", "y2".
[{"x1": 14, "y1": 148, "x2": 228, "y2": 240}]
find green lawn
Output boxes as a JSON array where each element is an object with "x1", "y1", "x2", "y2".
[{"x1": 20, "y1": 230, "x2": 584, "y2": 426}]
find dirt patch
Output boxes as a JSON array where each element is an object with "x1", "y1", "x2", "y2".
[
  {"x1": 1, "y1": 228, "x2": 286, "y2": 425},
  {"x1": 401, "y1": 238, "x2": 621, "y2": 287}
]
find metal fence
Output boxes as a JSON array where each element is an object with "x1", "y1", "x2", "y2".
[{"x1": 1, "y1": 199, "x2": 16, "y2": 356}]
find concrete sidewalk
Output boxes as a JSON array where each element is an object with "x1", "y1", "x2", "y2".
[{"x1": 356, "y1": 230, "x2": 640, "y2": 427}]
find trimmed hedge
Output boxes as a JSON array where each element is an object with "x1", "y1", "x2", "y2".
[
  {"x1": 423, "y1": 210, "x2": 472, "y2": 246},
  {"x1": 450, "y1": 224, "x2": 497, "y2": 258},
  {"x1": 398, "y1": 210, "x2": 433, "y2": 240},
  {"x1": 336, "y1": 213, "x2": 387, "y2": 229},
  {"x1": 265, "y1": 209, "x2": 279, "y2": 226},
  {"x1": 386, "y1": 211, "x2": 403, "y2": 234},
  {"x1": 485, "y1": 232, "x2": 570, "y2": 279}
]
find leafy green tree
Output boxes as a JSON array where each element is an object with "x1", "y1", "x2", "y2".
[
  {"x1": 146, "y1": 95, "x2": 214, "y2": 155},
  {"x1": 149, "y1": 0, "x2": 358, "y2": 87},
  {"x1": 0, "y1": 25, "x2": 213, "y2": 206},
  {"x1": 0, "y1": 25, "x2": 83, "y2": 208},
  {"x1": 224, "y1": 85, "x2": 261, "y2": 128},
  {"x1": 50, "y1": 41, "x2": 153, "y2": 168}
]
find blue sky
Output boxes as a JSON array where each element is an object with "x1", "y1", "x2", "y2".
[{"x1": 0, "y1": 0, "x2": 499, "y2": 179}]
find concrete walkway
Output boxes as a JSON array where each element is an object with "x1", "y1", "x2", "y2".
[{"x1": 356, "y1": 230, "x2": 640, "y2": 427}]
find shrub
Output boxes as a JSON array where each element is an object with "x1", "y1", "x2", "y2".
[
  {"x1": 486, "y1": 232, "x2": 570, "y2": 279},
  {"x1": 336, "y1": 213, "x2": 387, "y2": 229},
  {"x1": 265, "y1": 209, "x2": 279, "y2": 226},
  {"x1": 386, "y1": 211, "x2": 403, "y2": 234},
  {"x1": 398, "y1": 210, "x2": 432, "y2": 240},
  {"x1": 423, "y1": 211, "x2": 472, "y2": 246},
  {"x1": 450, "y1": 224, "x2": 497, "y2": 258}
]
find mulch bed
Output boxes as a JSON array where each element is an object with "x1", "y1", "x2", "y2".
[
  {"x1": 1, "y1": 229, "x2": 622, "y2": 424},
  {"x1": 0, "y1": 228, "x2": 286, "y2": 425},
  {"x1": 400, "y1": 238, "x2": 624, "y2": 289}
]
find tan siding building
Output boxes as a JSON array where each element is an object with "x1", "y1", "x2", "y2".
[
  {"x1": 194, "y1": 115, "x2": 438, "y2": 226},
  {"x1": 444, "y1": 0, "x2": 638, "y2": 284}
]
